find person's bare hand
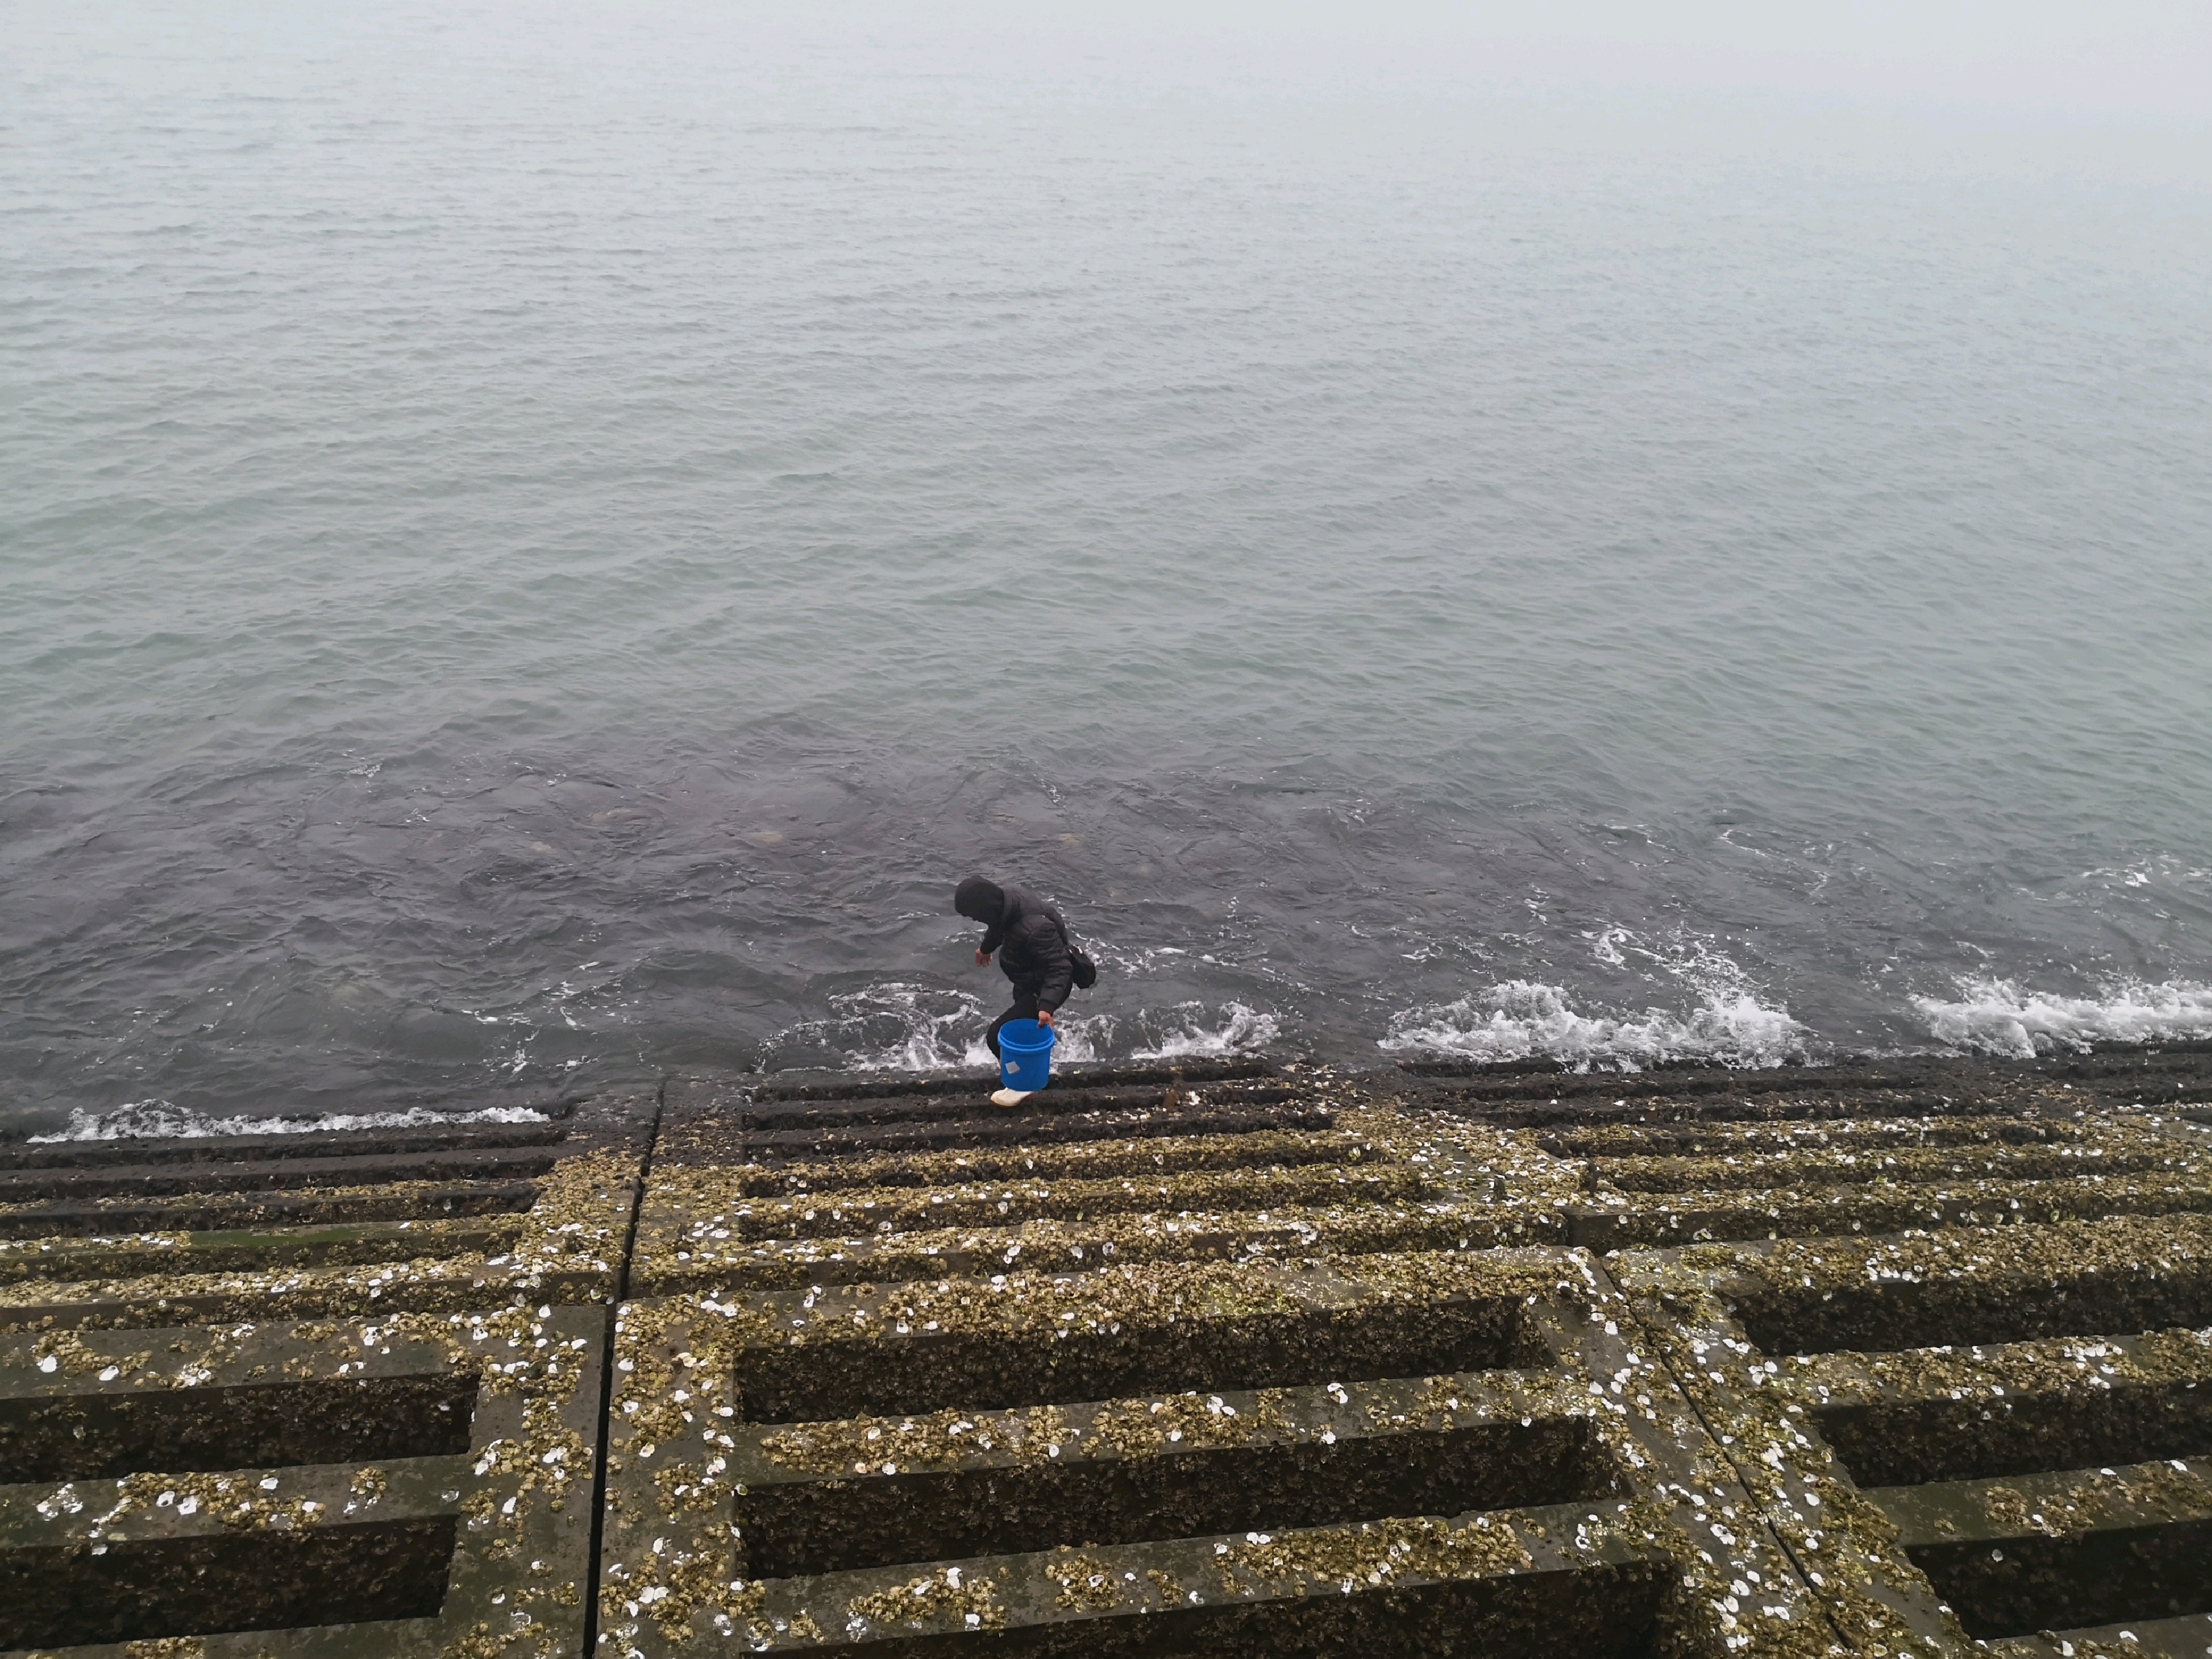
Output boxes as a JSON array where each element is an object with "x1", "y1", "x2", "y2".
[
  {"x1": 975, "y1": 949, "x2": 992, "y2": 967},
  {"x1": 1037, "y1": 1008, "x2": 1055, "y2": 1028}
]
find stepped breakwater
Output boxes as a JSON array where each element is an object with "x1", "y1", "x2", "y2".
[{"x1": 7, "y1": 1038, "x2": 2212, "y2": 1657}]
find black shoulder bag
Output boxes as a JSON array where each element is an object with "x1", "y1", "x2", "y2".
[{"x1": 1056, "y1": 915, "x2": 1099, "y2": 990}]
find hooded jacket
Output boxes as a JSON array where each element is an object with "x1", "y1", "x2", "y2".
[{"x1": 971, "y1": 883, "x2": 1074, "y2": 1011}]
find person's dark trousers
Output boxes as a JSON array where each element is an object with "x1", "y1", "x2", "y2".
[{"x1": 985, "y1": 992, "x2": 1043, "y2": 1058}]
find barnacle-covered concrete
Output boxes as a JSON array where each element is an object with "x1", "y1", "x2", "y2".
[
  {"x1": 0, "y1": 1096, "x2": 655, "y2": 1334},
  {"x1": 0, "y1": 1094, "x2": 654, "y2": 1659},
  {"x1": 10, "y1": 1040, "x2": 2212, "y2": 1658},
  {"x1": 1571, "y1": 1047, "x2": 2212, "y2": 1659},
  {"x1": 1, "y1": 1305, "x2": 603, "y2": 1656},
  {"x1": 599, "y1": 1064, "x2": 1831, "y2": 1659}
]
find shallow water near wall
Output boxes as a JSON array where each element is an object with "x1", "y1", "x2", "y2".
[{"x1": 4, "y1": 3, "x2": 2211, "y2": 1135}]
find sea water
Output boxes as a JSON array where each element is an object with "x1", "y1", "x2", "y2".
[{"x1": 5, "y1": 3, "x2": 2211, "y2": 1135}]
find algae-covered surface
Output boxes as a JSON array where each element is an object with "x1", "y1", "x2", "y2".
[
  {"x1": 596, "y1": 1238, "x2": 1833, "y2": 1659},
  {"x1": 0, "y1": 1098, "x2": 649, "y2": 1659},
  {"x1": 16, "y1": 1068, "x2": 2212, "y2": 1658},
  {"x1": 0, "y1": 1146, "x2": 641, "y2": 1332},
  {"x1": 4, "y1": 1305, "x2": 605, "y2": 1659}
]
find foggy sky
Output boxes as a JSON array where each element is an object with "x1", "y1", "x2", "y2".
[{"x1": 746, "y1": 0, "x2": 2208, "y2": 125}]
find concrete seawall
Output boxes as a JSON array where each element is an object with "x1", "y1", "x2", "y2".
[{"x1": 5, "y1": 1045, "x2": 2211, "y2": 1658}]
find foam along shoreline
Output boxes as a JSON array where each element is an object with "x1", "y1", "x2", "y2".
[
  {"x1": 767, "y1": 987, "x2": 1284, "y2": 1076},
  {"x1": 18, "y1": 999, "x2": 2212, "y2": 1150},
  {"x1": 1914, "y1": 975, "x2": 2212, "y2": 1059},
  {"x1": 25, "y1": 1101, "x2": 557, "y2": 1143},
  {"x1": 1380, "y1": 979, "x2": 1810, "y2": 1070},
  {"x1": 1387, "y1": 975, "x2": 2212, "y2": 1073},
  {"x1": 788, "y1": 969, "x2": 2212, "y2": 1088}
]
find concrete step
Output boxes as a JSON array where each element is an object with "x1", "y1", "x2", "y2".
[{"x1": 1869, "y1": 1456, "x2": 2212, "y2": 1641}]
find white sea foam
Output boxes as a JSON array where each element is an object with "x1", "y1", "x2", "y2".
[
  {"x1": 1914, "y1": 976, "x2": 2212, "y2": 1058},
  {"x1": 773, "y1": 982, "x2": 1107, "y2": 1072},
  {"x1": 773, "y1": 984, "x2": 1276, "y2": 1071},
  {"x1": 922, "y1": 1011, "x2": 1111, "y2": 1070},
  {"x1": 792, "y1": 984, "x2": 989, "y2": 1072},
  {"x1": 1130, "y1": 1003, "x2": 1281, "y2": 1060},
  {"x1": 28, "y1": 1101, "x2": 551, "y2": 1143},
  {"x1": 1379, "y1": 979, "x2": 1807, "y2": 1070},
  {"x1": 1031, "y1": 1015, "x2": 1107, "y2": 1066}
]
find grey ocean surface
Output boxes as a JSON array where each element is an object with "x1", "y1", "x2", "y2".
[{"x1": 5, "y1": 3, "x2": 2212, "y2": 1135}]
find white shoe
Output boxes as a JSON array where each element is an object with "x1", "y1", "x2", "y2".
[{"x1": 990, "y1": 1088, "x2": 1033, "y2": 1109}]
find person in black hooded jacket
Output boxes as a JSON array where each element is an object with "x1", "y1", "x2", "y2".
[{"x1": 954, "y1": 877, "x2": 1077, "y2": 1078}]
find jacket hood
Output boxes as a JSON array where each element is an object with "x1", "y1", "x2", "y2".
[{"x1": 953, "y1": 876, "x2": 1004, "y2": 923}]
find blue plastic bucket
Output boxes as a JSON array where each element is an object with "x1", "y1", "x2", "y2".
[{"x1": 997, "y1": 1018, "x2": 1055, "y2": 1093}]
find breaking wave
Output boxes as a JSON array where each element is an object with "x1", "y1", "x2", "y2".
[
  {"x1": 28, "y1": 1100, "x2": 551, "y2": 1143},
  {"x1": 757, "y1": 983, "x2": 1275, "y2": 1072},
  {"x1": 1130, "y1": 1002, "x2": 1281, "y2": 1060},
  {"x1": 757, "y1": 984, "x2": 992, "y2": 1072},
  {"x1": 1914, "y1": 976, "x2": 2212, "y2": 1058},
  {"x1": 1379, "y1": 979, "x2": 1808, "y2": 1070},
  {"x1": 758, "y1": 982, "x2": 1107, "y2": 1072}
]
